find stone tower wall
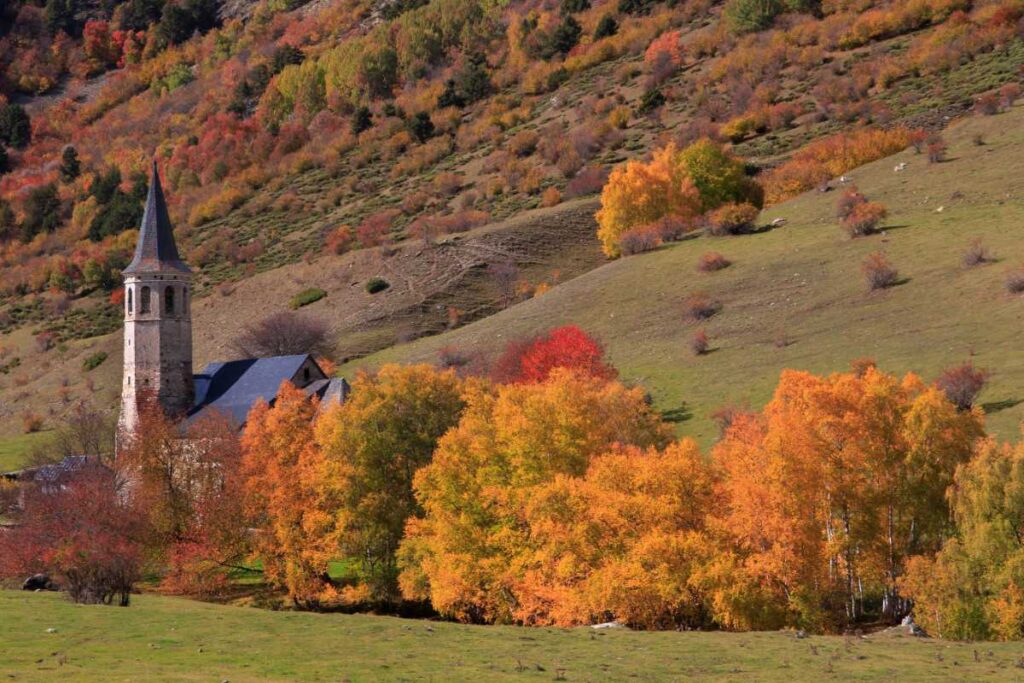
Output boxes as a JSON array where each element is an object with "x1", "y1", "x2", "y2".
[{"x1": 119, "y1": 272, "x2": 194, "y2": 435}]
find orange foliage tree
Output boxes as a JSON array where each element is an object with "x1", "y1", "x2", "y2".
[
  {"x1": 596, "y1": 139, "x2": 761, "y2": 257},
  {"x1": 762, "y1": 128, "x2": 916, "y2": 205},
  {"x1": 398, "y1": 369, "x2": 673, "y2": 624},
  {"x1": 713, "y1": 364, "x2": 984, "y2": 630},
  {"x1": 514, "y1": 441, "x2": 721, "y2": 628},
  {"x1": 241, "y1": 382, "x2": 331, "y2": 606}
]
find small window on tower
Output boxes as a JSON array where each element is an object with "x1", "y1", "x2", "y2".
[
  {"x1": 165, "y1": 287, "x2": 175, "y2": 314},
  {"x1": 127, "y1": 288, "x2": 133, "y2": 314},
  {"x1": 140, "y1": 286, "x2": 151, "y2": 314},
  {"x1": 182, "y1": 288, "x2": 188, "y2": 314}
]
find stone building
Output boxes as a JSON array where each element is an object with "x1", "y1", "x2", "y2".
[{"x1": 118, "y1": 162, "x2": 348, "y2": 436}]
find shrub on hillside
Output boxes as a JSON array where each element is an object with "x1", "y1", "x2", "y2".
[
  {"x1": 1005, "y1": 267, "x2": 1024, "y2": 294},
  {"x1": 1000, "y1": 83, "x2": 1021, "y2": 109},
  {"x1": 21, "y1": 411, "x2": 44, "y2": 433},
  {"x1": 232, "y1": 311, "x2": 334, "y2": 358},
  {"x1": 935, "y1": 361, "x2": 988, "y2": 411},
  {"x1": 289, "y1": 287, "x2": 327, "y2": 309},
  {"x1": 82, "y1": 351, "x2": 108, "y2": 372},
  {"x1": 707, "y1": 202, "x2": 759, "y2": 236},
  {"x1": 509, "y1": 129, "x2": 539, "y2": 157},
  {"x1": 962, "y1": 238, "x2": 993, "y2": 268},
  {"x1": 841, "y1": 200, "x2": 887, "y2": 238},
  {"x1": 619, "y1": 226, "x2": 662, "y2": 255},
  {"x1": 596, "y1": 140, "x2": 759, "y2": 257},
  {"x1": 762, "y1": 128, "x2": 916, "y2": 205},
  {"x1": 491, "y1": 325, "x2": 618, "y2": 384},
  {"x1": 366, "y1": 277, "x2": 390, "y2": 294},
  {"x1": 565, "y1": 166, "x2": 609, "y2": 198},
  {"x1": 325, "y1": 225, "x2": 354, "y2": 255},
  {"x1": 690, "y1": 329, "x2": 710, "y2": 355},
  {"x1": 975, "y1": 93, "x2": 1000, "y2": 116},
  {"x1": 698, "y1": 251, "x2": 731, "y2": 272},
  {"x1": 927, "y1": 136, "x2": 948, "y2": 164},
  {"x1": 724, "y1": 0, "x2": 783, "y2": 34},
  {"x1": 684, "y1": 291, "x2": 721, "y2": 321},
  {"x1": 862, "y1": 251, "x2": 899, "y2": 290},
  {"x1": 540, "y1": 187, "x2": 562, "y2": 207}
]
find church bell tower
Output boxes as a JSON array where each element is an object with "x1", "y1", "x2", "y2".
[{"x1": 119, "y1": 160, "x2": 194, "y2": 436}]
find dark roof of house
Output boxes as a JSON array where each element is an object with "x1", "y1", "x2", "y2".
[
  {"x1": 33, "y1": 455, "x2": 92, "y2": 484},
  {"x1": 307, "y1": 377, "x2": 351, "y2": 410},
  {"x1": 0, "y1": 455, "x2": 98, "y2": 483},
  {"x1": 123, "y1": 160, "x2": 190, "y2": 275},
  {"x1": 190, "y1": 354, "x2": 322, "y2": 425}
]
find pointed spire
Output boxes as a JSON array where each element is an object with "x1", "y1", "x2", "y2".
[{"x1": 123, "y1": 159, "x2": 190, "y2": 275}]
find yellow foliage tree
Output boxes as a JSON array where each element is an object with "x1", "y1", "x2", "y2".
[
  {"x1": 595, "y1": 143, "x2": 702, "y2": 258},
  {"x1": 314, "y1": 364, "x2": 466, "y2": 604},
  {"x1": 516, "y1": 441, "x2": 721, "y2": 628},
  {"x1": 903, "y1": 438, "x2": 1024, "y2": 640},
  {"x1": 595, "y1": 139, "x2": 760, "y2": 258},
  {"x1": 398, "y1": 369, "x2": 673, "y2": 624}
]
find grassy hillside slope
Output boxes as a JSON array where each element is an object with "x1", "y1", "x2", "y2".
[
  {"x1": 346, "y1": 105, "x2": 1024, "y2": 448},
  {"x1": 4, "y1": 591, "x2": 1024, "y2": 682}
]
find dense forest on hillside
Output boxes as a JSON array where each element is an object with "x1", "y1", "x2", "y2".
[{"x1": 2, "y1": 0, "x2": 1022, "y2": 310}]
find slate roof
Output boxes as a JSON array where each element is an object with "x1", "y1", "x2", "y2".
[
  {"x1": 306, "y1": 377, "x2": 351, "y2": 410},
  {"x1": 33, "y1": 455, "x2": 92, "y2": 485},
  {"x1": 123, "y1": 160, "x2": 190, "y2": 275},
  {"x1": 190, "y1": 354, "x2": 321, "y2": 425}
]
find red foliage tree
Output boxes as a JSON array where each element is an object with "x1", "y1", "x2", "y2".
[
  {"x1": 492, "y1": 325, "x2": 618, "y2": 384},
  {"x1": 0, "y1": 462, "x2": 145, "y2": 605}
]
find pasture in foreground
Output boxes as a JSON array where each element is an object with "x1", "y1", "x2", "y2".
[{"x1": 2, "y1": 591, "x2": 1023, "y2": 682}]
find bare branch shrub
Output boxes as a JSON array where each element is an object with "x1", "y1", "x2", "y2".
[{"x1": 231, "y1": 311, "x2": 335, "y2": 359}]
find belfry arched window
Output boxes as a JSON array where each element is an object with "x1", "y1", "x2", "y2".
[
  {"x1": 165, "y1": 286, "x2": 175, "y2": 314},
  {"x1": 140, "y1": 286, "x2": 151, "y2": 314},
  {"x1": 127, "y1": 288, "x2": 133, "y2": 314}
]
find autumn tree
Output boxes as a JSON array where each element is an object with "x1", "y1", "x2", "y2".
[
  {"x1": 514, "y1": 441, "x2": 722, "y2": 628},
  {"x1": 713, "y1": 365, "x2": 984, "y2": 630},
  {"x1": 119, "y1": 399, "x2": 246, "y2": 582},
  {"x1": 903, "y1": 438, "x2": 1024, "y2": 640},
  {"x1": 160, "y1": 412, "x2": 249, "y2": 597},
  {"x1": 231, "y1": 311, "x2": 335, "y2": 359},
  {"x1": 241, "y1": 382, "x2": 330, "y2": 606},
  {"x1": 491, "y1": 325, "x2": 618, "y2": 384},
  {"x1": 0, "y1": 462, "x2": 145, "y2": 606},
  {"x1": 313, "y1": 364, "x2": 466, "y2": 604},
  {"x1": 596, "y1": 140, "x2": 761, "y2": 257},
  {"x1": 398, "y1": 370, "x2": 672, "y2": 623}
]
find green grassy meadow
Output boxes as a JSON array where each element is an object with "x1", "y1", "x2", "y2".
[
  {"x1": 3, "y1": 590, "x2": 1024, "y2": 682},
  {"x1": 0, "y1": 431, "x2": 52, "y2": 473},
  {"x1": 344, "y1": 106, "x2": 1024, "y2": 449}
]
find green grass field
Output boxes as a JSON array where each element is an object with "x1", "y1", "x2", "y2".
[
  {"x1": 0, "y1": 431, "x2": 52, "y2": 473},
  {"x1": 343, "y1": 106, "x2": 1024, "y2": 449},
  {"x1": 3, "y1": 591, "x2": 1024, "y2": 682}
]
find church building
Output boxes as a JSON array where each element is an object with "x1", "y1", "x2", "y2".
[{"x1": 118, "y1": 162, "x2": 348, "y2": 435}]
